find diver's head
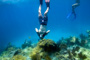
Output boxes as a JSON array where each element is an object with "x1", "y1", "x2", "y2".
[{"x1": 40, "y1": 34, "x2": 44, "y2": 39}]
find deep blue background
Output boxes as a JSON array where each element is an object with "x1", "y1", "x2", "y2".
[{"x1": 0, "y1": 0, "x2": 90, "y2": 51}]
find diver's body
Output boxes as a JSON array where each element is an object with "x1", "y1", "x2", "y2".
[
  {"x1": 72, "y1": 0, "x2": 80, "y2": 18},
  {"x1": 67, "y1": 0, "x2": 80, "y2": 19},
  {"x1": 35, "y1": 0, "x2": 50, "y2": 39}
]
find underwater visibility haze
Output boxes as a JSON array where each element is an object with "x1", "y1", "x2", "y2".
[{"x1": 0, "y1": 0, "x2": 90, "y2": 59}]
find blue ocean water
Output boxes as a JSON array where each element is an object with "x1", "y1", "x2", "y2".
[{"x1": 0, "y1": 0, "x2": 90, "y2": 51}]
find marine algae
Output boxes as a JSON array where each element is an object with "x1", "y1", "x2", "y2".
[{"x1": 12, "y1": 55, "x2": 26, "y2": 60}]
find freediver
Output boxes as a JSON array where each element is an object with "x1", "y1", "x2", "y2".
[
  {"x1": 35, "y1": 0, "x2": 50, "y2": 39},
  {"x1": 67, "y1": 0, "x2": 80, "y2": 19}
]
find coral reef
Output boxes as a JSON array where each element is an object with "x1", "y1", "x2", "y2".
[
  {"x1": 13, "y1": 49, "x2": 22, "y2": 56},
  {"x1": 0, "y1": 30, "x2": 90, "y2": 60},
  {"x1": 30, "y1": 39, "x2": 59, "y2": 60},
  {"x1": 22, "y1": 39, "x2": 32, "y2": 49},
  {"x1": 38, "y1": 39, "x2": 60, "y2": 53},
  {"x1": 5, "y1": 42, "x2": 16, "y2": 52},
  {"x1": 87, "y1": 30, "x2": 90, "y2": 40},
  {"x1": 79, "y1": 33, "x2": 87, "y2": 40}
]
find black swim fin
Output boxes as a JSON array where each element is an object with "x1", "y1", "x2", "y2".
[{"x1": 40, "y1": 0, "x2": 43, "y2": 5}]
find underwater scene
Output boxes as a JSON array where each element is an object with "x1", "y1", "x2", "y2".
[{"x1": 0, "y1": 0, "x2": 90, "y2": 60}]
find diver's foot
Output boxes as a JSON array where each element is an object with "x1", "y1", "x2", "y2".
[
  {"x1": 45, "y1": 0, "x2": 50, "y2": 3},
  {"x1": 40, "y1": 0, "x2": 43, "y2": 5},
  {"x1": 45, "y1": 0, "x2": 50, "y2": 8}
]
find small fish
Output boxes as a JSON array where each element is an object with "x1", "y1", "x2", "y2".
[{"x1": 28, "y1": 36, "x2": 31, "y2": 39}]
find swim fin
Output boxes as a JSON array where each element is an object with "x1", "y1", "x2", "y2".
[
  {"x1": 67, "y1": 12, "x2": 76, "y2": 19},
  {"x1": 73, "y1": 13, "x2": 76, "y2": 19},
  {"x1": 45, "y1": 0, "x2": 50, "y2": 8},
  {"x1": 67, "y1": 12, "x2": 72, "y2": 19},
  {"x1": 40, "y1": 0, "x2": 43, "y2": 5}
]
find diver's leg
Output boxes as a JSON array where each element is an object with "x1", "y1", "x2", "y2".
[
  {"x1": 44, "y1": 7, "x2": 49, "y2": 16},
  {"x1": 72, "y1": 3, "x2": 80, "y2": 14},
  {"x1": 44, "y1": 0, "x2": 50, "y2": 16},
  {"x1": 38, "y1": 5, "x2": 42, "y2": 16},
  {"x1": 35, "y1": 1, "x2": 42, "y2": 36},
  {"x1": 72, "y1": 5, "x2": 75, "y2": 13}
]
